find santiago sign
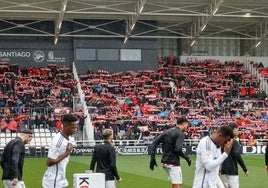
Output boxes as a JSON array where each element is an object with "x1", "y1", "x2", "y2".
[{"x1": 0, "y1": 50, "x2": 68, "y2": 64}]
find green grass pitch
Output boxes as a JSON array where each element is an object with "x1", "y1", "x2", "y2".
[{"x1": 0, "y1": 155, "x2": 266, "y2": 188}]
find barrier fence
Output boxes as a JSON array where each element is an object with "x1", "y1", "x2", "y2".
[{"x1": 1, "y1": 138, "x2": 265, "y2": 157}]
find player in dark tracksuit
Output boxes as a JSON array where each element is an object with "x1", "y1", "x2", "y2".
[
  {"x1": 149, "y1": 117, "x2": 191, "y2": 188},
  {"x1": 220, "y1": 123, "x2": 248, "y2": 188},
  {"x1": 1, "y1": 129, "x2": 33, "y2": 188},
  {"x1": 90, "y1": 129, "x2": 121, "y2": 188}
]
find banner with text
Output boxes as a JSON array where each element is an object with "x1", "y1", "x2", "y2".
[
  {"x1": 0, "y1": 49, "x2": 72, "y2": 64},
  {"x1": 10, "y1": 145, "x2": 266, "y2": 157}
]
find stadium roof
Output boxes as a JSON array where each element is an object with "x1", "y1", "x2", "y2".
[{"x1": 0, "y1": 0, "x2": 267, "y2": 49}]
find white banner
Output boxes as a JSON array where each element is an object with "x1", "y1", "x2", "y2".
[{"x1": 73, "y1": 173, "x2": 105, "y2": 188}]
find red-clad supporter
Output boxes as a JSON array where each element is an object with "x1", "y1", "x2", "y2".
[
  {"x1": 8, "y1": 119, "x2": 18, "y2": 133},
  {"x1": 240, "y1": 87, "x2": 247, "y2": 97},
  {"x1": 29, "y1": 67, "x2": 39, "y2": 75},
  {"x1": 249, "y1": 87, "x2": 256, "y2": 97},
  {"x1": 167, "y1": 56, "x2": 174, "y2": 65},
  {"x1": 131, "y1": 97, "x2": 140, "y2": 106},
  {"x1": 121, "y1": 103, "x2": 129, "y2": 112},
  {"x1": 239, "y1": 132, "x2": 247, "y2": 140},
  {"x1": 39, "y1": 68, "x2": 49, "y2": 77},
  {"x1": 140, "y1": 104, "x2": 151, "y2": 115},
  {"x1": 55, "y1": 119, "x2": 62, "y2": 131},
  {"x1": 152, "y1": 86, "x2": 159, "y2": 95},
  {"x1": 158, "y1": 68, "x2": 167, "y2": 77}
]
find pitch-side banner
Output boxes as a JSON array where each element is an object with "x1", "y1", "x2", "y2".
[
  {"x1": 71, "y1": 146, "x2": 148, "y2": 155},
  {"x1": 16, "y1": 145, "x2": 266, "y2": 157},
  {"x1": 70, "y1": 145, "x2": 266, "y2": 156},
  {"x1": 147, "y1": 145, "x2": 267, "y2": 155}
]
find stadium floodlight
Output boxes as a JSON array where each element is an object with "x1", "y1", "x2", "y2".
[
  {"x1": 255, "y1": 41, "x2": 261, "y2": 48},
  {"x1": 189, "y1": 0, "x2": 224, "y2": 47},
  {"x1": 123, "y1": 0, "x2": 147, "y2": 44},
  {"x1": 54, "y1": 0, "x2": 68, "y2": 45},
  {"x1": 246, "y1": 19, "x2": 268, "y2": 53},
  {"x1": 190, "y1": 40, "x2": 196, "y2": 46}
]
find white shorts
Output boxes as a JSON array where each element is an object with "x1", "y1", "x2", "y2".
[
  {"x1": 162, "y1": 164, "x2": 182, "y2": 184},
  {"x1": 216, "y1": 176, "x2": 225, "y2": 188},
  {"x1": 106, "y1": 180, "x2": 116, "y2": 188},
  {"x1": 221, "y1": 174, "x2": 239, "y2": 188},
  {"x1": 3, "y1": 180, "x2": 25, "y2": 188}
]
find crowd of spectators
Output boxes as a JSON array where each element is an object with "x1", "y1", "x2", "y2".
[
  {"x1": 0, "y1": 58, "x2": 268, "y2": 146},
  {"x1": 79, "y1": 57, "x2": 268, "y2": 144},
  {"x1": 0, "y1": 62, "x2": 78, "y2": 133}
]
